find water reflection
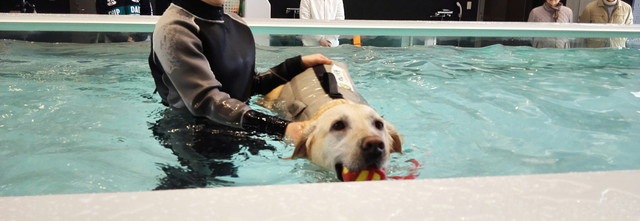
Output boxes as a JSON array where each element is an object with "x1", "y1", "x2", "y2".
[{"x1": 150, "y1": 109, "x2": 275, "y2": 190}]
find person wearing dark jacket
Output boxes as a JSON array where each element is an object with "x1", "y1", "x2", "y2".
[
  {"x1": 95, "y1": 0, "x2": 153, "y2": 42},
  {"x1": 149, "y1": 0, "x2": 331, "y2": 144},
  {"x1": 148, "y1": 0, "x2": 331, "y2": 188}
]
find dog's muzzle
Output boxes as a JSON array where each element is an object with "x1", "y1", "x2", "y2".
[
  {"x1": 361, "y1": 136, "x2": 385, "y2": 164},
  {"x1": 334, "y1": 136, "x2": 388, "y2": 182}
]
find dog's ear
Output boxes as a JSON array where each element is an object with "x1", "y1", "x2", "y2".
[
  {"x1": 390, "y1": 133, "x2": 402, "y2": 153},
  {"x1": 282, "y1": 139, "x2": 308, "y2": 160},
  {"x1": 386, "y1": 122, "x2": 403, "y2": 154},
  {"x1": 284, "y1": 124, "x2": 315, "y2": 160},
  {"x1": 290, "y1": 135, "x2": 312, "y2": 159}
]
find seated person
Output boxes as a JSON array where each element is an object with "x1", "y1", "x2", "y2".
[{"x1": 299, "y1": 0, "x2": 345, "y2": 47}]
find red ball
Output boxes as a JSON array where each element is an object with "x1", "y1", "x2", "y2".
[{"x1": 341, "y1": 166, "x2": 386, "y2": 181}]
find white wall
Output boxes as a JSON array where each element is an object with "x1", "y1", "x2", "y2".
[{"x1": 244, "y1": 0, "x2": 271, "y2": 19}]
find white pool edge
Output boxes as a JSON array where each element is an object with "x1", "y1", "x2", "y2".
[
  {"x1": 2, "y1": 170, "x2": 639, "y2": 220},
  {"x1": 1, "y1": 13, "x2": 640, "y2": 38}
]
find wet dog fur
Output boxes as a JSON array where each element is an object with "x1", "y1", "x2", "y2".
[{"x1": 261, "y1": 82, "x2": 402, "y2": 181}]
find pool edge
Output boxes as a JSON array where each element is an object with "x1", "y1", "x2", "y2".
[{"x1": 1, "y1": 170, "x2": 639, "y2": 220}]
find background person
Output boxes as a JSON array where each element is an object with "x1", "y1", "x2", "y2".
[
  {"x1": 299, "y1": 0, "x2": 345, "y2": 47},
  {"x1": 580, "y1": 0, "x2": 633, "y2": 48},
  {"x1": 527, "y1": 0, "x2": 573, "y2": 48},
  {"x1": 96, "y1": 0, "x2": 153, "y2": 42}
]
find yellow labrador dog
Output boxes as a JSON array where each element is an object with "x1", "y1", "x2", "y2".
[{"x1": 260, "y1": 62, "x2": 402, "y2": 181}]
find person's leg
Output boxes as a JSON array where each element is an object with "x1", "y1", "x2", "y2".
[{"x1": 151, "y1": 109, "x2": 275, "y2": 190}]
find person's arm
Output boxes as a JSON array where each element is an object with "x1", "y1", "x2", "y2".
[
  {"x1": 153, "y1": 21, "x2": 257, "y2": 131},
  {"x1": 252, "y1": 56, "x2": 305, "y2": 95},
  {"x1": 253, "y1": 53, "x2": 333, "y2": 95},
  {"x1": 624, "y1": 8, "x2": 633, "y2": 24},
  {"x1": 580, "y1": 7, "x2": 590, "y2": 23},
  {"x1": 299, "y1": 0, "x2": 310, "y2": 19},
  {"x1": 335, "y1": 0, "x2": 345, "y2": 20},
  {"x1": 242, "y1": 110, "x2": 290, "y2": 137},
  {"x1": 527, "y1": 9, "x2": 535, "y2": 22}
]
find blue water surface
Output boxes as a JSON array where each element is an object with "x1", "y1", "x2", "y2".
[{"x1": 1, "y1": 40, "x2": 639, "y2": 196}]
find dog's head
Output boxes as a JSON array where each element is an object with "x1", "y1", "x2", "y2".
[{"x1": 289, "y1": 102, "x2": 402, "y2": 181}]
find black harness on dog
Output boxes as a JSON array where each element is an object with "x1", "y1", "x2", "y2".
[{"x1": 313, "y1": 65, "x2": 344, "y2": 99}]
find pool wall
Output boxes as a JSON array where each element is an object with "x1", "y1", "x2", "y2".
[
  {"x1": 2, "y1": 13, "x2": 639, "y2": 47},
  {"x1": 2, "y1": 170, "x2": 639, "y2": 219}
]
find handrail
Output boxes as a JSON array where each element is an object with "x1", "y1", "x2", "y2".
[{"x1": 1, "y1": 13, "x2": 639, "y2": 38}]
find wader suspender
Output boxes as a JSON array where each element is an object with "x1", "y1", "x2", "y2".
[{"x1": 313, "y1": 65, "x2": 344, "y2": 99}]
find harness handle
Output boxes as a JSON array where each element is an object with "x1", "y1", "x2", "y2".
[{"x1": 313, "y1": 65, "x2": 344, "y2": 99}]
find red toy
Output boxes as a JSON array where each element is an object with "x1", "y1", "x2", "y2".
[{"x1": 341, "y1": 166, "x2": 386, "y2": 181}]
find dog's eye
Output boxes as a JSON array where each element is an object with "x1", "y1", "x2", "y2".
[
  {"x1": 331, "y1": 120, "x2": 346, "y2": 131},
  {"x1": 374, "y1": 120, "x2": 384, "y2": 130}
]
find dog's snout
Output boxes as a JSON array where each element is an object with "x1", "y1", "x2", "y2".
[{"x1": 361, "y1": 136, "x2": 384, "y2": 160}]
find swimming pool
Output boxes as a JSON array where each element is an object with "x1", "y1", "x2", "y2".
[{"x1": 2, "y1": 37, "x2": 640, "y2": 196}]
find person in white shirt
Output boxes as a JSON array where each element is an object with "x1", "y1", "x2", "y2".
[{"x1": 299, "y1": 0, "x2": 345, "y2": 47}]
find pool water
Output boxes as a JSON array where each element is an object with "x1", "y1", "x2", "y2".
[{"x1": 1, "y1": 40, "x2": 639, "y2": 196}]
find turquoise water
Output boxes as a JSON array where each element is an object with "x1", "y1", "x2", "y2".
[{"x1": 1, "y1": 40, "x2": 639, "y2": 196}]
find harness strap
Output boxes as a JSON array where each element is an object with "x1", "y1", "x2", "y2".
[
  {"x1": 309, "y1": 99, "x2": 348, "y2": 121},
  {"x1": 313, "y1": 65, "x2": 344, "y2": 99}
]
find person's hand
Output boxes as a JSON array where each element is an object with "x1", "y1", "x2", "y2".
[
  {"x1": 285, "y1": 121, "x2": 308, "y2": 145},
  {"x1": 319, "y1": 39, "x2": 332, "y2": 47},
  {"x1": 301, "y1": 53, "x2": 332, "y2": 68}
]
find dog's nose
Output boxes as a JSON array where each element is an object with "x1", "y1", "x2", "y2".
[{"x1": 361, "y1": 136, "x2": 384, "y2": 161}]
